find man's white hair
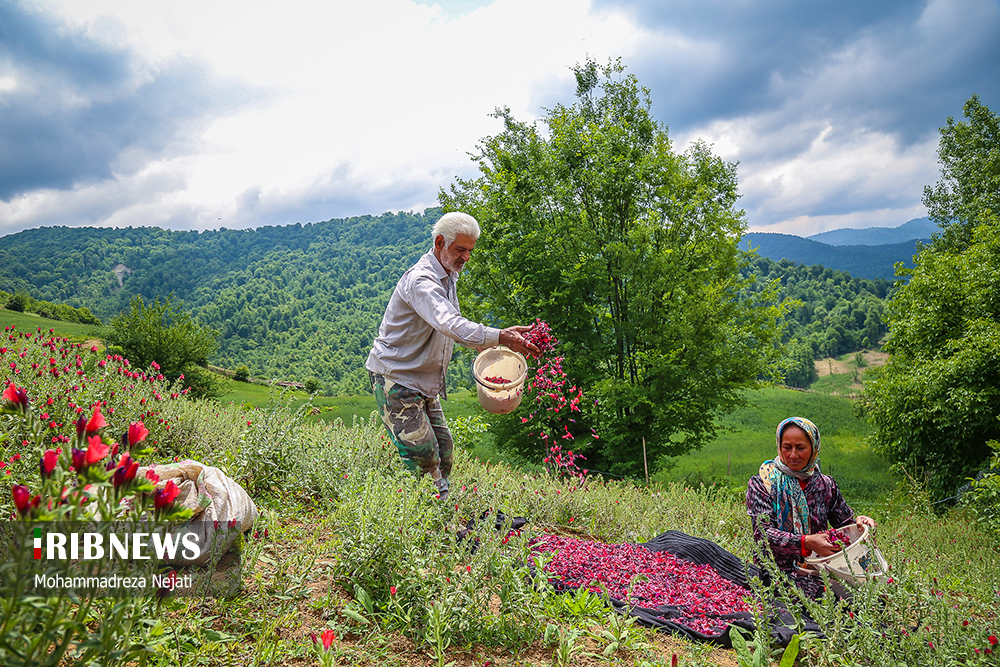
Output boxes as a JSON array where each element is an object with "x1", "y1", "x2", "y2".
[{"x1": 432, "y1": 212, "x2": 480, "y2": 246}]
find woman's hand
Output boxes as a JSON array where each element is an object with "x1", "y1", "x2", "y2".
[
  {"x1": 803, "y1": 532, "x2": 839, "y2": 558},
  {"x1": 855, "y1": 515, "x2": 876, "y2": 530}
]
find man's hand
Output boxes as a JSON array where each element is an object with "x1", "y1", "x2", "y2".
[{"x1": 499, "y1": 325, "x2": 540, "y2": 357}]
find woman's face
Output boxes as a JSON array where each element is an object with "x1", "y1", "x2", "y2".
[{"x1": 779, "y1": 425, "x2": 813, "y2": 472}]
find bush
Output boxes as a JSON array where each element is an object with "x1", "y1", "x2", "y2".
[
  {"x1": 303, "y1": 376, "x2": 321, "y2": 394},
  {"x1": 5, "y1": 290, "x2": 30, "y2": 313},
  {"x1": 105, "y1": 294, "x2": 221, "y2": 399},
  {"x1": 233, "y1": 364, "x2": 251, "y2": 382}
]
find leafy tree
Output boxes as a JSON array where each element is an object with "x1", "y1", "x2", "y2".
[
  {"x1": 441, "y1": 59, "x2": 792, "y2": 476},
  {"x1": 864, "y1": 97, "x2": 1000, "y2": 499},
  {"x1": 6, "y1": 290, "x2": 30, "y2": 313},
  {"x1": 105, "y1": 295, "x2": 222, "y2": 398},
  {"x1": 233, "y1": 365, "x2": 251, "y2": 382},
  {"x1": 923, "y1": 94, "x2": 1000, "y2": 251}
]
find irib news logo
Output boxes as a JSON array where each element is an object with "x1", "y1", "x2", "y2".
[{"x1": 31, "y1": 526, "x2": 202, "y2": 562}]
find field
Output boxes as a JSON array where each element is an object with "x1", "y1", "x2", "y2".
[
  {"x1": 4, "y1": 314, "x2": 999, "y2": 667},
  {"x1": 0, "y1": 308, "x2": 108, "y2": 341}
]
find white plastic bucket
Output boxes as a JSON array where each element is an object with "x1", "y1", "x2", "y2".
[
  {"x1": 473, "y1": 346, "x2": 527, "y2": 414},
  {"x1": 805, "y1": 524, "x2": 889, "y2": 591}
]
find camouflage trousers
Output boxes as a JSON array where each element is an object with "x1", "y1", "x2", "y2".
[{"x1": 369, "y1": 372, "x2": 452, "y2": 496}]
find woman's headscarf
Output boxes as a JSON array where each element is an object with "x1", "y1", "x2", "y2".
[{"x1": 757, "y1": 417, "x2": 822, "y2": 535}]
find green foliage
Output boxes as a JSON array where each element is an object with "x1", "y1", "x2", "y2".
[
  {"x1": 448, "y1": 413, "x2": 490, "y2": 449},
  {"x1": 5, "y1": 289, "x2": 29, "y2": 313},
  {"x1": 923, "y1": 94, "x2": 1000, "y2": 251},
  {"x1": 744, "y1": 256, "x2": 891, "y2": 387},
  {"x1": 864, "y1": 97, "x2": 1000, "y2": 501},
  {"x1": 442, "y1": 58, "x2": 793, "y2": 476},
  {"x1": 863, "y1": 216, "x2": 1000, "y2": 500},
  {"x1": 105, "y1": 294, "x2": 221, "y2": 399},
  {"x1": 964, "y1": 439, "x2": 1000, "y2": 537},
  {"x1": 233, "y1": 364, "x2": 250, "y2": 382},
  {"x1": 303, "y1": 376, "x2": 321, "y2": 394},
  {"x1": 0, "y1": 330, "x2": 195, "y2": 667}
]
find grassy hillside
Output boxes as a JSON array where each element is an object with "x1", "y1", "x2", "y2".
[
  {"x1": 658, "y1": 386, "x2": 893, "y2": 508},
  {"x1": 3, "y1": 313, "x2": 997, "y2": 667},
  {"x1": 0, "y1": 309, "x2": 108, "y2": 342}
]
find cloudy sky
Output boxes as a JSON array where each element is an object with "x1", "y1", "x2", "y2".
[{"x1": 1, "y1": 0, "x2": 998, "y2": 238}]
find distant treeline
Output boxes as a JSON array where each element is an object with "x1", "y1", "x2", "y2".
[{"x1": 0, "y1": 210, "x2": 889, "y2": 393}]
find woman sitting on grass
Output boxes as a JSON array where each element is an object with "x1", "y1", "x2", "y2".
[{"x1": 746, "y1": 416, "x2": 876, "y2": 598}]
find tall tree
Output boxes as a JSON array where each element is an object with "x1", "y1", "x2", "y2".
[
  {"x1": 442, "y1": 59, "x2": 791, "y2": 476},
  {"x1": 922, "y1": 94, "x2": 1000, "y2": 251},
  {"x1": 864, "y1": 95, "x2": 1000, "y2": 500}
]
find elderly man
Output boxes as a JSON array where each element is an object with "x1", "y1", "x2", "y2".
[{"x1": 366, "y1": 211, "x2": 537, "y2": 500}]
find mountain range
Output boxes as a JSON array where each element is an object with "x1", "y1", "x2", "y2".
[{"x1": 742, "y1": 217, "x2": 935, "y2": 280}]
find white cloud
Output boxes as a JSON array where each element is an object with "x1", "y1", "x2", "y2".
[
  {"x1": 5, "y1": 0, "x2": 997, "y2": 237},
  {"x1": 18, "y1": 0, "x2": 639, "y2": 232}
]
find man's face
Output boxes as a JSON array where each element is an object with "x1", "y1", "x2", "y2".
[{"x1": 435, "y1": 233, "x2": 477, "y2": 274}]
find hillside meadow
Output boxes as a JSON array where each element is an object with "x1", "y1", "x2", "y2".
[{"x1": 2, "y1": 316, "x2": 998, "y2": 667}]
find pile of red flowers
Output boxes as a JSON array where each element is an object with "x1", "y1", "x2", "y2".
[
  {"x1": 824, "y1": 528, "x2": 853, "y2": 549},
  {"x1": 483, "y1": 375, "x2": 511, "y2": 384},
  {"x1": 531, "y1": 535, "x2": 751, "y2": 634}
]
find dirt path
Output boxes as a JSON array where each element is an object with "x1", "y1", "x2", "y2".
[{"x1": 814, "y1": 349, "x2": 888, "y2": 377}]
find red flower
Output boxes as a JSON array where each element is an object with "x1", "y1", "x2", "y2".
[
  {"x1": 390, "y1": 585, "x2": 397, "y2": 595},
  {"x1": 71, "y1": 448, "x2": 85, "y2": 471},
  {"x1": 40, "y1": 449, "x2": 58, "y2": 478},
  {"x1": 12, "y1": 484, "x2": 31, "y2": 515},
  {"x1": 128, "y1": 421, "x2": 149, "y2": 447},
  {"x1": 74, "y1": 415, "x2": 87, "y2": 439},
  {"x1": 146, "y1": 469, "x2": 160, "y2": 484},
  {"x1": 154, "y1": 479, "x2": 180, "y2": 508},
  {"x1": 320, "y1": 629, "x2": 335, "y2": 651},
  {"x1": 84, "y1": 435, "x2": 109, "y2": 466},
  {"x1": 85, "y1": 406, "x2": 106, "y2": 434},
  {"x1": 3, "y1": 383, "x2": 28, "y2": 409},
  {"x1": 990, "y1": 635, "x2": 998, "y2": 646},
  {"x1": 112, "y1": 453, "x2": 139, "y2": 488}
]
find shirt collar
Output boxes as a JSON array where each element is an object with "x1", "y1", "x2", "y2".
[{"x1": 426, "y1": 249, "x2": 451, "y2": 281}]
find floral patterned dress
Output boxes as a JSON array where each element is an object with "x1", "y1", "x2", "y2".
[{"x1": 746, "y1": 471, "x2": 856, "y2": 598}]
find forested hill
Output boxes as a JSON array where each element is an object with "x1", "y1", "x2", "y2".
[
  {"x1": 1, "y1": 209, "x2": 893, "y2": 394},
  {"x1": 742, "y1": 233, "x2": 922, "y2": 280},
  {"x1": 0, "y1": 210, "x2": 438, "y2": 393}
]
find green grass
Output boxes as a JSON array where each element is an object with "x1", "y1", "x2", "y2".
[
  {"x1": 216, "y1": 382, "x2": 485, "y2": 425},
  {"x1": 658, "y1": 386, "x2": 894, "y2": 508},
  {"x1": 0, "y1": 309, "x2": 108, "y2": 341}
]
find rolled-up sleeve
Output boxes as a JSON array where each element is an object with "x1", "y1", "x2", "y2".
[{"x1": 406, "y1": 275, "x2": 500, "y2": 349}]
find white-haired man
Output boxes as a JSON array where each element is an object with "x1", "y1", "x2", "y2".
[{"x1": 365, "y1": 211, "x2": 538, "y2": 500}]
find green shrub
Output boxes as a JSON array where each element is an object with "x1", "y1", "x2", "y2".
[{"x1": 233, "y1": 364, "x2": 251, "y2": 382}]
